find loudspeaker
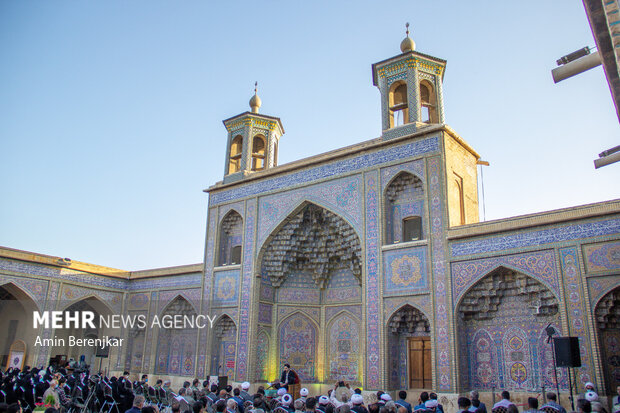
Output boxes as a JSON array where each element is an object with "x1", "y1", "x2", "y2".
[
  {"x1": 95, "y1": 344, "x2": 109, "y2": 358},
  {"x1": 554, "y1": 336, "x2": 581, "y2": 367},
  {"x1": 217, "y1": 376, "x2": 228, "y2": 392}
]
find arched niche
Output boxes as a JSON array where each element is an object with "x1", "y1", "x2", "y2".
[
  {"x1": 51, "y1": 295, "x2": 115, "y2": 369},
  {"x1": 278, "y1": 312, "x2": 318, "y2": 382},
  {"x1": 327, "y1": 312, "x2": 361, "y2": 384},
  {"x1": 456, "y1": 267, "x2": 561, "y2": 391},
  {"x1": 384, "y1": 171, "x2": 424, "y2": 245},
  {"x1": 155, "y1": 296, "x2": 198, "y2": 376},
  {"x1": 259, "y1": 202, "x2": 362, "y2": 290},
  {"x1": 594, "y1": 285, "x2": 620, "y2": 396},
  {"x1": 386, "y1": 304, "x2": 431, "y2": 390},
  {"x1": 210, "y1": 315, "x2": 237, "y2": 377},
  {"x1": 255, "y1": 330, "x2": 270, "y2": 382},
  {"x1": 218, "y1": 210, "x2": 243, "y2": 266},
  {"x1": 0, "y1": 283, "x2": 39, "y2": 368}
]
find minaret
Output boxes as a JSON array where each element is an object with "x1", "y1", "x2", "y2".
[
  {"x1": 222, "y1": 83, "x2": 285, "y2": 184},
  {"x1": 371, "y1": 23, "x2": 447, "y2": 140}
]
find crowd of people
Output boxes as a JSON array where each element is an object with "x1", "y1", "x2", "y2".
[{"x1": 1, "y1": 364, "x2": 619, "y2": 413}]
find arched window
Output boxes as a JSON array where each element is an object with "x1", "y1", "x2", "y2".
[
  {"x1": 384, "y1": 172, "x2": 424, "y2": 244},
  {"x1": 420, "y1": 81, "x2": 437, "y2": 123},
  {"x1": 454, "y1": 174, "x2": 465, "y2": 225},
  {"x1": 389, "y1": 82, "x2": 408, "y2": 128},
  {"x1": 228, "y1": 135, "x2": 243, "y2": 174},
  {"x1": 251, "y1": 135, "x2": 266, "y2": 171},
  {"x1": 218, "y1": 211, "x2": 243, "y2": 266}
]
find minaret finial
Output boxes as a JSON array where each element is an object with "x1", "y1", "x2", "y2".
[
  {"x1": 249, "y1": 81, "x2": 262, "y2": 113},
  {"x1": 400, "y1": 22, "x2": 415, "y2": 53}
]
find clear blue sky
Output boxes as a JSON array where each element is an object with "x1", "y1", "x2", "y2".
[{"x1": 1, "y1": 1, "x2": 618, "y2": 270}]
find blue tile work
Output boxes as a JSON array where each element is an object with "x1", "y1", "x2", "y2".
[
  {"x1": 209, "y1": 136, "x2": 440, "y2": 206},
  {"x1": 236, "y1": 198, "x2": 257, "y2": 380},
  {"x1": 364, "y1": 170, "x2": 381, "y2": 389},
  {"x1": 219, "y1": 202, "x2": 244, "y2": 221},
  {"x1": 559, "y1": 247, "x2": 594, "y2": 386},
  {"x1": 451, "y1": 218, "x2": 620, "y2": 256},
  {"x1": 257, "y1": 174, "x2": 364, "y2": 247},
  {"x1": 451, "y1": 250, "x2": 559, "y2": 304},
  {"x1": 36, "y1": 281, "x2": 59, "y2": 367},
  {"x1": 128, "y1": 274, "x2": 202, "y2": 291},
  {"x1": 383, "y1": 246, "x2": 428, "y2": 294},
  {"x1": 0, "y1": 258, "x2": 128, "y2": 289},
  {"x1": 382, "y1": 124, "x2": 425, "y2": 141},
  {"x1": 325, "y1": 268, "x2": 361, "y2": 304},
  {"x1": 325, "y1": 305, "x2": 362, "y2": 322},
  {"x1": 0, "y1": 274, "x2": 48, "y2": 307},
  {"x1": 588, "y1": 275, "x2": 620, "y2": 307},
  {"x1": 212, "y1": 270, "x2": 241, "y2": 307},
  {"x1": 198, "y1": 210, "x2": 218, "y2": 377},
  {"x1": 380, "y1": 159, "x2": 425, "y2": 190},
  {"x1": 428, "y1": 156, "x2": 452, "y2": 390}
]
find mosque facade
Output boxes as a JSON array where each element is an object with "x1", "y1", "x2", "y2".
[{"x1": 1, "y1": 32, "x2": 620, "y2": 400}]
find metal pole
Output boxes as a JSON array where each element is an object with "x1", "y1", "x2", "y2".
[
  {"x1": 551, "y1": 338, "x2": 561, "y2": 403},
  {"x1": 567, "y1": 367, "x2": 575, "y2": 412}
]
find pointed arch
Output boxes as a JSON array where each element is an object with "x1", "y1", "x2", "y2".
[
  {"x1": 211, "y1": 314, "x2": 237, "y2": 377},
  {"x1": 255, "y1": 329, "x2": 270, "y2": 382},
  {"x1": 454, "y1": 265, "x2": 560, "y2": 314},
  {"x1": 326, "y1": 309, "x2": 360, "y2": 326},
  {"x1": 156, "y1": 295, "x2": 199, "y2": 376},
  {"x1": 456, "y1": 266, "x2": 562, "y2": 390},
  {"x1": 258, "y1": 198, "x2": 362, "y2": 257},
  {"x1": 159, "y1": 294, "x2": 198, "y2": 318},
  {"x1": 0, "y1": 281, "x2": 41, "y2": 311},
  {"x1": 278, "y1": 311, "x2": 318, "y2": 382},
  {"x1": 326, "y1": 311, "x2": 361, "y2": 383},
  {"x1": 62, "y1": 294, "x2": 114, "y2": 316},
  {"x1": 212, "y1": 313, "x2": 238, "y2": 329},
  {"x1": 594, "y1": 283, "x2": 620, "y2": 316},
  {"x1": 385, "y1": 303, "x2": 432, "y2": 327},
  {"x1": 384, "y1": 171, "x2": 425, "y2": 245},
  {"x1": 385, "y1": 304, "x2": 431, "y2": 390},
  {"x1": 465, "y1": 328, "x2": 498, "y2": 389},
  {"x1": 257, "y1": 201, "x2": 362, "y2": 289},
  {"x1": 218, "y1": 207, "x2": 243, "y2": 225},
  {"x1": 594, "y1": 285, "x2": 620, "y2": 394},
  {"x1": 0, "y1": 283, "x2": 40, "y2": 368},
  {"x1": 218, "y1": 209, "x2": 243, "y2": 266}
]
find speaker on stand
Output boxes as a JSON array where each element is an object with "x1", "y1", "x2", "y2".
[{"x1": 553, "y1": 336, "x2": 581, "y2": 412}]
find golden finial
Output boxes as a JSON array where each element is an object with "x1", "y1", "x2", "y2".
[
  {"x1": 400, "y1": 22, "x2": 415, "y2": 53},
  {"x1": 249, "y1": 81, "x2": 262, "y2": 113}
]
